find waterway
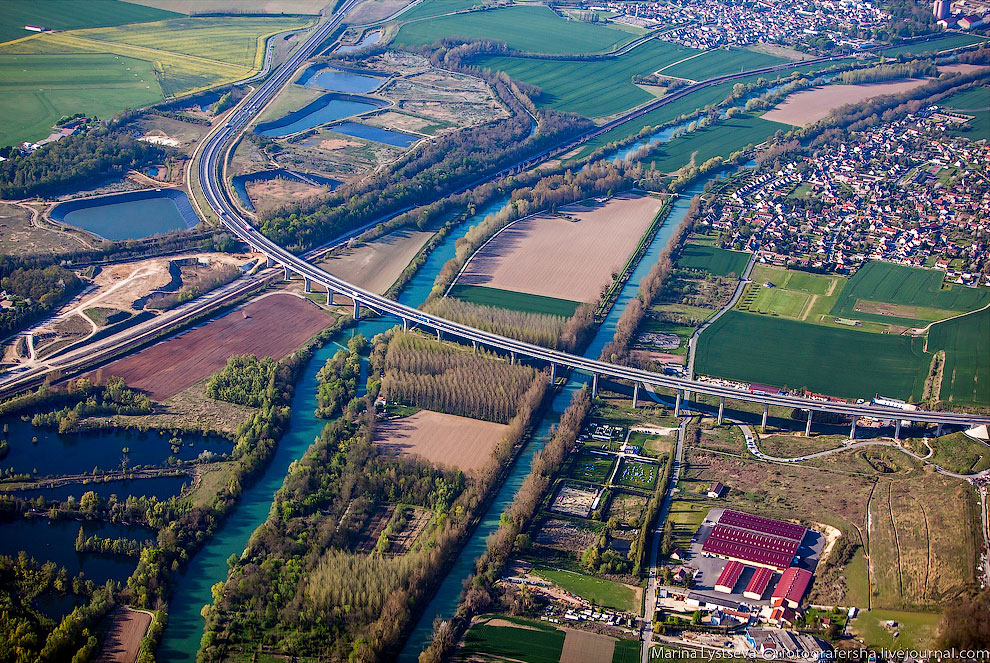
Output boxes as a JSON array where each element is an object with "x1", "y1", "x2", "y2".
[
  {"x1": 298, "y1": 64, "x2": 385, "y2": 94},
  {"x1": 255, "y1": 93, "x2": 388, "y2": 138},
  {"x1": 0, "y1": 518, "x2": 156, "y2": 585},
  {"x1": 50, "y1": 189, "x2": 199, "y2": 241},
  {"x1": 332, "y1": 121, "x2": 418, "y2": 147}
]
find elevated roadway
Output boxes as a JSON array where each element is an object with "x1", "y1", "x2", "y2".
[{"x1": 195, "y1": 1, "x2": 990, "y2": 429}]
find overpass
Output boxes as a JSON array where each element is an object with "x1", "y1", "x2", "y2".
[{"x1": 196, "y1": 1, "x2": 990, "y2": 433}]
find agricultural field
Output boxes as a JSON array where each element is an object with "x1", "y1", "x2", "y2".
[
  {"x1": 532, "y1": 568, "x2": 638, "y2": 612},
  {"x1": 93, "y1": 607, "x2": 152, "y2": 663},
  {"x1": 658, "y1": 47, "x2": 786, "y2": 81},
  {"x1": 607, "y1": 492, "x2": 650, "y2": 526},
  {"x1": 91, "y1": 293, "x2": 333, "y2": 400},
  {"x1": 125, "y1": 0, "x2": 330, "y2": 13},
  {"x1": 393, "y1": 5, "x2": 634, "y2": 54},
  {"x1": 0, "y1": 0, "x2": 178, "y2": 45},
  {"x1": 569, "y1": 451, "x2": 615, "y2": 484},
  {"x1": 462, "y1": 616, "x2": 566, "y2": 663},
  {"x1": 396, "y1": 0, "x2": 480, "y2": 22},
  {"x1": 830, "y1": 261, "x2": 989, "y2": 326},
  {"x1": 0, "y1": 52, "x2": 162, "y2": 146},
  {"x1": 456, "y1": 193, "x2": 664, "y2": 303},
  {"x1": 616, "y1": 459, "x2": 658, "y2": 490},
  {"x1": 448, "y1": 284, "x2": 580, "y2": 317},
  {"x1": 644, "y1": 113, "x2": 789, "y2": 173},
  {"x1": 880, "y1": 33, "x2": 987, "y2": 58},
  {"x1": 475, "y1": 39, "x2": 696, "y2": 118},
  {"x1": 761, "y1": 79, "x2": 930, "y2": 127},
  {"x1": 941, "y1": 83, "x2": 990, "y2": 139},
  {"x1": 373, "y1": 409, "x2": 507, "y2": 474},
  {"x1": 319, "y1": 228, "x2": 434, "y2": 294},
  {"x1": 696, "y1": 310, "x2": 929, "y2": 400},
  {"x1": 927, "y1": 308, "x2": 989, "y2": 407},
  {"x1": 676, "y1": 242, "x2": 750, "y2": 277}
]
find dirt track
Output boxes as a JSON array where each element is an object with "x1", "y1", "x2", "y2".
[
  {"x1": 374, "y1": 410, "x2": 506, "y2": 473},
  {"x1": 457, "y1": 192, "x2": 663, "y2": 303},
  {"x1": 92, "y1": 293, "x2": 333, "y2": 401}
]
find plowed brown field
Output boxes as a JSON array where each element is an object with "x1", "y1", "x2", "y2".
[
  {"x1": 761, "y1": 79, "x2": 930, "y2": 126},
  {"x1": 457, "y1": 192, "x2": 663, "y2": 302},
  {"x1": 374, "y1": 409, "x2": 506, "y2": 473},
  {"x1": 92, "y1": 293, "x2": 332, "y2": 400},
  {"x1": 96, "y1": 608, "x2": 152, "y2": 663}
]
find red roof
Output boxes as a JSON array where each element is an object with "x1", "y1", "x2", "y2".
[
  {"x1": 745, "y1": 566, "x2": 773, "y2": 598},
  {"x1": 702, "y1": 537, "x2": 794, "y2": 571},
  {"x1": 771, "y1": 567, "x2": 813, "y2": 605},
  {"x1": 715, "y1": 560, "x2": 744, "y2": 591},
  {"x1": 719, "y1": 510, "x2": 807, "y2": 542}
]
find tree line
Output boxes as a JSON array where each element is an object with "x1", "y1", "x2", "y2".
[
  {"x1": 315, "y1": 334, "x2": 365, "y2": 418},
  {"x1": 838, "y1": 60, "x2": 936, "y2": 85},
  {"x1": 74, "y1": 527, "x2": 151, "y2": 558},
  {"x1": 205, "y1": 354, "x2": 279, "y2": 408},
  {"x1": 381, "y1": 331, "x2": 536, "y2": 423},
  {"x1": 0, "y1": 125, "x2": 170, "y2": 199},
  {"x1": 30, "y1": 377, "x2": 153, "y2": 434},
  {"x1": 0, "y1": 262, "x2": 82, "y2": 339},
  {"x1": 197, "y1": 328, "x2": 549, "y2": 662}
]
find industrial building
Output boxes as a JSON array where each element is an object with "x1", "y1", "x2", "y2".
[
  {"x1": 744, "y1": 566, "x2": 774, "y2": 600},
  {"x1": 701, "y1": 510, "x2": 808, "y2": 571},
  {"x1": 714, "y1": 560, "x2": 744, "y2": 593},
  {"x1": 771, "y1": 567, "x2": 814, "y2": 609}
]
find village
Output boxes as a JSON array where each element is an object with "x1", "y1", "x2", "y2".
[{"x1": 701, "y1": 107, "x2": 990, "y2": 283}]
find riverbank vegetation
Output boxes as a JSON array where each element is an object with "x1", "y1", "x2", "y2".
[{"x1": 197, "y1": 326, "x2": 550, "y2": 662}]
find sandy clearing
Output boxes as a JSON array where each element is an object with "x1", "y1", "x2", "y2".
[
  {"x1": 320, "y1": 228, "x2": 433, "y2": 294},
  {"x1": 245, "y1": 178, "x2": 327, "y2": 211},
  {"x1": 457, "y1": 192, "x2": 663, "y2": 303},
  {"x1": 761, "y1": 79, "x2": 931, "y2": 126},
  {"x1": 374, "y1": 410, "x2": 506, "y2": 474},
  {"x1": 485, "y1": 618, "x2": 542, "y2": 631},
  {"x1": 90, "y1": 293, "x2": 333, "y2": 401},
  {"x1": 96, "y1": 607, "x2": 152, "y2": 663},
  {"x1": 320, "y1": 138, "x2": 363, "y2": 150},
  {"x1": 559, "y1": 629, "x2": 616, "y2": 663}
]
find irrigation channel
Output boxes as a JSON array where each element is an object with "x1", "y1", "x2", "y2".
[{"x1": 156, "y1": 169, "x2": 719, "y2": 659}]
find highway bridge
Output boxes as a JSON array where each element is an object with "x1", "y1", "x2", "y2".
[{"x1": 197, "y1": 1, "x2": 990, "y2": 432}]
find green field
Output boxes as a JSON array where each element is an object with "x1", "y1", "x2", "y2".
[
  {"x1": 830, "y1": 261, "x2": 990, "y2": 326},
  {"x1": 570, "y1": 451, "x2": 615, "y2": 484},
  {"x1": 737, "y1": 266, "x2": 845, "y2": 321},
  {"x1": 475, "y1": 39, "x2": 695, "y2": 118},
  {"x1": 852, "y1": 609, "x2": 941, "y2": 650},
  {"x1": 941, "y1": 84, "x2": 990, "y2": 111},
  {"x1": 397, "y1": 0, "x2": 480, "y2": 22},
  {"x1": 0, "y1": 0, "x2": 178, "y2": 45},
  {"x1": 613, "y1": 639, "x2": 643, "y2": 663},
  {"x1": 696, "y1": 310, "x2": 930, "y2": 400},
  {"x1": 926, "y1": 431, "x2": 990, "y2": 474},
  {"x1": 753, "y1": 265, "x2": 841, "y2": 295},
  {"x1": 533, "y1": 567, "x2": 637, "y2": 611},
  {"x1": 0, "y1": 52, "x2": 162, "y2": 146},
  {"x1": 677, "y1": 243, "x2": 750, "y2": 277},
  {"x1": 646, "y1": 114, "x2": 788, "y2": 173},
  {"x1": 738, "y1": 284, "x2": 811, "y2": 318},
  {"x1": 927, "y1": 307, "x2": 990, "y2": 407},
  {"x1": 880, "y1": 33, "x2": 987, "y2": 58},
  {"x1": 616, "y1": 459, "x2": 658, "y2": 490},
  {"x1": 660, "y1": 48, "x2": 786, "y2": 81},
  {"x1": 394, "y1": 5, "x2": 633, "y2": 54},
  {"x1": 449, "y1": 284, "x2": 580, "y2": 317},
  {"x1": 462, "y1": 617, "x2": 565, "y2": 663}
]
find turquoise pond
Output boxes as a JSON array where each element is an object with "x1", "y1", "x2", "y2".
[
  {"x1": 298, "y1": 65, "x2": 385, "y2": 94},
  {"x1": 49, "y1": 189, "x2": 199, "y2": 241},
  {"x1": 255, "y1": 93, "x2": 388, "y2": 137},
  {"x1": 332, "y1": 121, "x2": 418, "y2": 147}
]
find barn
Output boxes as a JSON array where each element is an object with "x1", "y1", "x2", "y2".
[{"x1": 701, "y1": 510, "x2": 807, "y2": 572}]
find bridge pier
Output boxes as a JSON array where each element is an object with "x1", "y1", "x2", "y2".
[
  {"x1": 717, "y1": 396, "x2": 725, "y2": 426},
  {"x1": 805, "y1": 410, "x2": 813, "y2": 437},
  {"x1": 550, "y1": 363, "x2": 556, "y2": 383},
  {"x1": 761, "y1": 402, "x2": 769, "y2": 430},
  {"x1": 353, "y1": 300, "x2": 360, "y2": 320},
  {"x1": 266, "y1": 256, "x2": 275, "y2": 268},
  {"x1": 850, "y1": 416, "x2": 857, "y2": 440},
  {"x1": 936, "y1": 423, "x2": 943, "y2": 437},
  {"x1": 894, "y1": 418, "x2": 902, "y2": 442},
  {"x1": 326, "y1": 289, "x2": 333, "y2": 306},
  {"x1": 436, "y1": 328, "x2": 442, "y2": 341},
  {"x1": 632, "y1": 383, "x2": 639, "y2": 409},
  {"x1": 472, "y1": 340, "x2": 477, "y2": 354},
  {"x1": 402, "y1": 318, "x2": 408, "y2": 332},
  {"x1": 304, "y1": 278, "x2": 312, "y2": 293},
  {"x1": 674, "y1": 389, "x2": 682, "y2": 417},
  {"x1": 510, "y1": 351, "x2": 516, "y2": 365},
  {"x1": 591, "y1": 373, "x2": 599, "y2": 398},
  {"x1": 284, "y1": 266, "x2": 291, "y2": 281}
]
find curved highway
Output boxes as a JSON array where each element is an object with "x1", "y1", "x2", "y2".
[{"x1": 193, "y1": 3, "x2": 990, "y2": 429}]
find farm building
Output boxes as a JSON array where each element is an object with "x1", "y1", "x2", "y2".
[
  {"x1": 715, "y1": 560, "x2": 744, "y2": 593},
  {"x1": 701, "y1": 510, "x2": 808, "y2": 571},
  {"x1": 770, "y1": 567, "x2": 814, "y2": 609},
  {"x1": 744, "y1": 566, "x2": 774, "y2": 600},
  {"x1": 708, "y1": 481, "x2": 727, "y2": 498}
]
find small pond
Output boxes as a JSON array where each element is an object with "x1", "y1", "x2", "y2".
[
  {"x1": 50, "y1": 189, "x2": 199, "y2": 241},
  {"x1": 332, "y1": 121, "x2": 418, "y2": 147},
  {"x1": 298, "y1": 64, "x2": 385, "y2": 94},
  {"x1": 254, "y1": 93, "x2": 388, "y2": 138},
  {"x1": 336, "y1": 30, "x2": 382, "y2": 54}
]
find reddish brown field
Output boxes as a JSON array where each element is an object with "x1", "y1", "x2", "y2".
[
  {"x1": 93, "y1": 293, "x2": 333, "y2": 401},
  {"x1": 559, "y1": 629, "x2": 615, "y2": 663},
  {"x1": 374, "y1": 409, "x2": 506, "y2": 473},
  {"x1": 457, "y1": 192, "x2": 664, "y2": 303},
  {"x1": 96, "y1": 608, "x2": 152, "y2": 663}
]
